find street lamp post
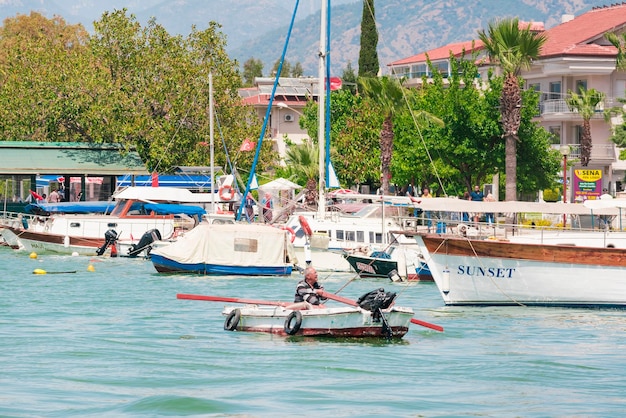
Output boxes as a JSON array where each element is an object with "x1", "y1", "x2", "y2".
[
  {"x1": 560, "y1": 144, "x2": 570, "y2": 228},
  {"x1": 276, "y1": 102, "x2": 304, "y2": 116}
]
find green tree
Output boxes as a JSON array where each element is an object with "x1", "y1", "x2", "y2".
[
  {"x1": 271, "y1": 58, "x2": 291, "y2": 77},
  {"x1": 0, "y1": 12, "x2": 93, "y2": 141},
  {"x1": 242, "y1": 57, "x2": 263, "y2": 86},
  {"x1": 358, "y1": 76, "x2": 442, "y2": 195},
  {"x1": 282, "y1": 142, "x2": 318, "y2": 207},
  {"x1": 341, "y1": 62, "x2": 358, "y2": 95},
  {"x1": 358, "y1": 0, "x2": 379, "y2": 77},
  {"x1": 394, "y1": 53, "x2": 559, "y2": 199},
  {"x1": 478, "y1": 18, "x2": 547, "y2": 201},
  {"x1": 605, "y1": 32, "x2": 626, "y2": 155},
  {"x1": 566, "y1": 87, "x2": 606, "y2": 166},
  {"x1": 291, "y1": 62, "x2": 304, "y2": 78},
  {"x1": 606, "y1": 31, "x2": 626, "y2": 70},
  {"x1": 0, "y1": 10, "x2": 277, "y2": 177},
  {"x1": 298, "y1": 88, "x2": 381, "y2": 189},
  {"x1": 395, "y1": 54, "x2": 499, "y2": 195}
]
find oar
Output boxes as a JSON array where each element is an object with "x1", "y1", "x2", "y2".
[
  {"x1": 319, "y1": 290, "x2": 444, "y2": 332},
  {"x1": 176, "y1": 293, "x2": 290, "y2": 307}
]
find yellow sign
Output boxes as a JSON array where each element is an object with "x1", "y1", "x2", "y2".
[{"x1": 574, "y1": 169, "x2": 602, "y2": 182}]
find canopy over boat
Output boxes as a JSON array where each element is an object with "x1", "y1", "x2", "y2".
[
  {"x1": 113, "y1": 186, "x2": 219, "y2": 203},
  {"x1": 151, "y1": 223, "x2": 294, "y2": 274}
]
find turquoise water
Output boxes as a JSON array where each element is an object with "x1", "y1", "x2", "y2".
[{"x1": 1, "y1": 246, "x2": 625, "y2": 417}]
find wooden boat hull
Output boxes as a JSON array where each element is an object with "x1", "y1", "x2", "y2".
[
  {"x1": 222, "y1": 305, "x2": 414, "y2": 338},
  {"x1": 413, "y1": 233, "x2": 626, "y2": 307},
  {"x1": 0, "y1": 225, "x2": 105, "y2": 255}
]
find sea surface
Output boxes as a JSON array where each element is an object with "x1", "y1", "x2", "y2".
[{"x1": 1, "y1": 246, "x2": 625, "y2": 417}]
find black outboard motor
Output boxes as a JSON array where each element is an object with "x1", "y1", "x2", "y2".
[
  {"x1": 96, "y1": 229, "x2": 118, "y2": 256},
  {"x1": 357, "y1": 288, "x2": 397, "y2": 321},
  {"x1": 127, "y1": 229, "x2": 162, "y2": 258},
  {"x1": 357, "y1": 288, "x2": 398, "y2": 339}
]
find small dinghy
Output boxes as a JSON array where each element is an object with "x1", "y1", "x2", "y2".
[{"x1": 177, "y1": 289, "x2": 443, "y2": 339}]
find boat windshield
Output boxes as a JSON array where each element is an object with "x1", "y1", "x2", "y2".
[{"x1": 109, "y1": 200, "x2": 128, "y2": 217}]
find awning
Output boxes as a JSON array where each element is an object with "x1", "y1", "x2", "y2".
[{"x1": 116, "y1": 175, "x2": 213, "y2": 189}]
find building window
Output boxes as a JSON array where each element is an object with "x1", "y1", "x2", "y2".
[
  {"x1": 575, "y1": 80, "x2": 587, "y2": 93},
  {"x1": 435, "y1": 61, "x2": 449, "y2": 77},
  {"x1": 549, "y1": 81, "x2": 561, "y2": 100},
  {"x1": 549, "y1": 126, "x2": 561, "y2": 145},
  {"x1": 411, "y1": 63, "x2": 428, "y2": 78},
  {"x1": 573, "y1": 125, "x2": 582, "y2": 145}
]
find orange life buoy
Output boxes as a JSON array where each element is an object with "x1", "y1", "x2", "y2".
[
  {"x1": 298, "y1": 215, "x2": 313, "y2": 236},
  {"x1": 280, "y1": 226, "x2": 296, "y2": 243},
  {"x1": 219, "y1": 185, "x2": 234, "y2": 201}
]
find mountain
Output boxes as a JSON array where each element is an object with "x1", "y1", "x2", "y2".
[{"x1": 0, "y1": 0, "x2": 614, "y2": 75}]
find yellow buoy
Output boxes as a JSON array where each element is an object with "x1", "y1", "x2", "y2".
[
  {"x1": 87, "y1": 264, "x2": 95, "y2": 272},
  {"x1": 33, "y1": 268, "x2": 47, "y2": 275},
  {"x1": 29, "y1": 252, "x2": 38, "y2": 259}
]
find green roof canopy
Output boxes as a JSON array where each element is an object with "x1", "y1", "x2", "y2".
[{"x1": 0, "y1": 141, "x2": 148, "y2": 176}]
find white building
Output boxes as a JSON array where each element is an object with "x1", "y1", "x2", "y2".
[{"x1": 388, "y1": 4, "x2": 626, "y2": 199}]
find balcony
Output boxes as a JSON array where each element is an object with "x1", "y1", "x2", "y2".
[
  {"x1": 539, "y1": 97, "x2": 623, "y2": 119},
  {"x1": 552, "y1": 143, "x2": 616, "y2": 163}
]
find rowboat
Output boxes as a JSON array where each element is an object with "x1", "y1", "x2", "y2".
[
  {"x1": 177, "y1": 290, "x2": 443, "y2": 338},
  {"x1": 221, "y1": 304, "x2": 414, "y2": 338}
]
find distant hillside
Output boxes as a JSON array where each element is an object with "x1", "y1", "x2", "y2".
[
  {"x1": 0, "y1": 0, "x2": 615, "y2": 75},
  {"x1": 230, "y1": 0, "x2": 614, "y2": 76}
]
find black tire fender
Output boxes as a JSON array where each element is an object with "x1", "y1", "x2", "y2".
[
  {"x1": 284, "y1": 311, "x2": 302, "y2": 335},
  {"x1": 224, "y1": 309, "x2": 241, "y2": 331}
]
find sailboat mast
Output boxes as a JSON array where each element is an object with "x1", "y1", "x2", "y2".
[
  {"x1": 317, "y1": 0, "x2": 327, "y2": 219},
  {"x1": 209, "y1": 71, "x2": 216, "y2": 214}
]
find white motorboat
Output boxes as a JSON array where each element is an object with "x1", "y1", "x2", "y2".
[{"x1": 0, "y1": 186, "x2": 214, "y2": 256}]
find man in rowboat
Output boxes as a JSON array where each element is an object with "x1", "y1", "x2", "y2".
[{"x1": 289, "y1": 267, "x2": 327, "y2": 310}]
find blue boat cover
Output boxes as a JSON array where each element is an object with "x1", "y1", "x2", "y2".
[
  {"x1": 143, "y1": 203, "x2": 206, "y2": 217},
  {"x1": 25, "y1": 201, "x2": 115, "y2": 215}
]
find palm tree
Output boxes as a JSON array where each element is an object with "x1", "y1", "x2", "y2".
[
  {"x1": 358, "y1": 76, "x2": 408, "y2": 195},
  {"x1": 606, "y1": 32, "x2": 626, "y2": 70},
  {"x1": 478, "y1": 18, "x2": 547, "y2": 201},
  {"x1": 566, "y1": 88, "x2": 606, "y2": 166},
  {"x1": 284, "y1": 141, "x2": 318, "y2": 207}
]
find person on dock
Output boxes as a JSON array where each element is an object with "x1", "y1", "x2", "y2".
[
  {"x1": 244, "y1": 192, "x2": 255, "y2": 223},
  {"x1": 291, "y1": 267, "x2": 327, "y2": 309},
  {"x1": 470, "y1": 185, "x2": 484, "y2": 225},
  {"x1": 262, "y1": 192, "x2": 273, "y2": 223}
]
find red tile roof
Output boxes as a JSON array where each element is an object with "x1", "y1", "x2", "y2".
[
  {"x1": 540, "y1": 4, "x2": 626, "y2": 58},
  {"x1": 389, "y1": 4, "x2": 626, "y2": 67},
  {"x1": 389, "y1": 40, "x2": 483, "y2": 66}
]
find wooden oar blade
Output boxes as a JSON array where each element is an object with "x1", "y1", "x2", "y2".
[
  {"x1": 176, "y1": 293, "x2": 289, "y2": 307},
  {"x1": 319, "y1": 290, "x2": 444, "y2": 332},
  {"x1": 410, "y1": 317, "x2": 444, "y2": 332}
]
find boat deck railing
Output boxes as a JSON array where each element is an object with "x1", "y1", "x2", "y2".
[{"x1": 394, "y1": 211, "x2": 626, "y2": 245}]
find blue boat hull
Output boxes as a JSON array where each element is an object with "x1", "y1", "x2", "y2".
[{"x1": 151, "y1": 254, "x2": 292, "y2": 276}]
